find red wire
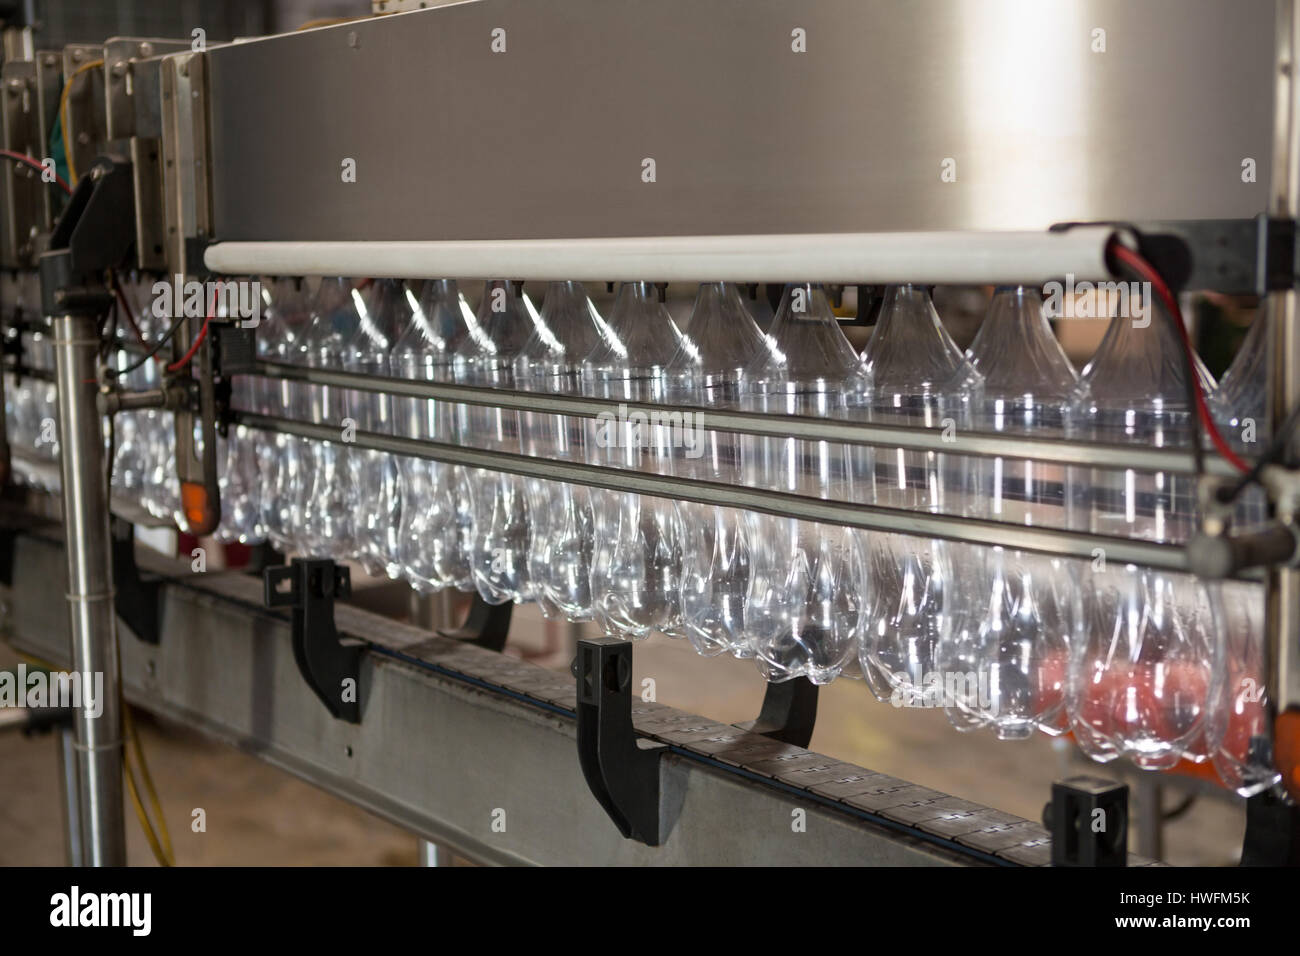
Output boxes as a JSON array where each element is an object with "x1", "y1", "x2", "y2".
[
  {"x1": 0, "y1": 148, "x2": 72, "y2": 195},
  {"x1": 110, "y1": 273, "x2": 148, "y2": 348},
  {"x1": 1109, "y1": 241, "x2": 1250, "y2": 474},
  {"x1": 166, "y1": 281, "x2": 219, "y2": 373}
]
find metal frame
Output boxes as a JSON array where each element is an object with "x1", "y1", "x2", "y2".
[
  {"x1": 233, "y1": 408, "x2": 1200, "y2": 574},
  {"x1": 2, "y1": 0, "x2": 1298, "y2": 865}
]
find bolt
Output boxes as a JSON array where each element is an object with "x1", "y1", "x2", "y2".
[
  {"x1": 110, "y1": 60, "x2": 127, "y2": 78},
  {"x1": 5, "y1": 78, "x2": 23, "y2": 95},
  {"x1": 71, "y1": 49, "x2": 83, "y2": 63},
  {"x1": 139, "y1": 42, "x2": 154, "y2": 58}
]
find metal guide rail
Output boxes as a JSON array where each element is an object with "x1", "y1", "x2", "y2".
[
  {"x1": 231, "y1": 369, "x2": 1237, "y2": 574},
  {"x1": 0, "y1": 517, "x2": 1161, "y2": 866}
]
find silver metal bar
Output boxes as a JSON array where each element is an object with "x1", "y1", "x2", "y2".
[
  {"x1": 202, "y1": 229, "x2": 1116, "y2": 285},
  {"x1": 56, "y1": 727, "x2": 84, "y2": 867},
  {"x1": 418, "y1": 840, "x2": 452, "y2": 867},
  {"x1": 50, "y1": 312, "x2": 126, "y2": 867},
  {"x1": 1134, "y1": 776, "x2": 1164, "y2": 861},
  {"x1": 234, "y1": 409, "x2": 1191, "y2": 572},
  {"x1": 250, "y1": 360, "x2": 1243, "y2": 478},
  {"x1": 1268, "y1": 0, "x2": 1300, "y2": 735}
]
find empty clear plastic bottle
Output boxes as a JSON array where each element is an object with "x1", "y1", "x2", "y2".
[
  {"x1": 665, "y1": 282, "x2": 768, "y2": 656},
  {"x1": 137, "y1": 286, "x2": 180, "y2": 524},
  {"x1": 214, "y1": 280, "x2": 265, "y2": 545},
  {"x1": 842, "y1": 285, "x2": 983, "y2": 702},
  {"x1": 1207, "y1": 316, "x2": 1279, "y2": 794},
  {"x1": 1065, "y1": 293, "x2": 1222, "y2": 770},
  {"x1": 740, "y1": 283, "x2": 864, "y2": 683},
  {"x1": 108, "y1": 278, "x2": 150, "y2": 513},
  {"x1": 516, "y1": 281, "x2": 606, "y2": 620},
  {"x1": 256, "y1": 278, "x2": 310, "y2": 552},
  {"x1": 584, "y1": 282, "x2": 688, "y2": 639},
  {"x1": 347, "y1": 279, "x2": 406, "y2": 576},
  {"x1": 392, "y1": 279, "x2": 467, "y2": 592},
  {"x1": 936, "y1": 286, "x2": 1079, "y2": 738},
  {"x1": 742, "y1": 283, "x2": 776, "y2": 332},
  {"x1": 296, "y1": 277, "x2": 361, "y2": 557},
  {"x1": 453, "y1": 280, "x2": 535, "y2": 604}
]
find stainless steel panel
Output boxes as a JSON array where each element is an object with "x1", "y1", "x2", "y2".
[
  {"x1": 104, "y1": 39, "x2": 192, "y2": 272},
  {"x1": 61, "y1": 44, "x2": 105, "y2": 184},
  {"x1": 205, "y1": 0, "x2": 1275, "y2": 242},
  {"x1": 32, "y1": 51, "x2": 62, "y2": 231},
  {"x1": 103, "y1": 38, "x2": 191, "y2": 141},
  {"x1": 0, "y1": 59, "x2": 40, "y2": 268}
]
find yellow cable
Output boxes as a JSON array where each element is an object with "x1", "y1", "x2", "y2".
[
  {"x1": 58, "y1": 58, "x2": 103, "y2": 186},
  {"x1": 124, "y1": 705, "x2": 174, "y2": 864},
  {"x1": 124, "y1": 758, "x2": 170, "y2": 866}
]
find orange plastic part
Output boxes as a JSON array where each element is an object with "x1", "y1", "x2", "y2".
[
  {"x1": 1277, "y1": 709, "x2": 1300, "y2": 803},
  {"x1": 180, "y1": 480, "x2": 220, "y2": 537}
]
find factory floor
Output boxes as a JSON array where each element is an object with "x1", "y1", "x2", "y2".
[{"x1": 0, "y1": 593, "x2": 1246, "y2": 867}]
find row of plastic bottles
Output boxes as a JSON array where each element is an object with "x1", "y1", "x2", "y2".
[
  {"x1": 2, "y1": 271, "x2": 60, "y2": 491},
  {"x1": 4, "y1": 270, "x2": 1273, "y2": 794}
]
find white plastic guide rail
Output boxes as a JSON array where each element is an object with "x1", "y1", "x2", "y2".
[{"x1": 203, "y1": 228, "x2": 1117, "y2": 284}]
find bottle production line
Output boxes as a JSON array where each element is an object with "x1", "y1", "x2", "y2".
[{"x1": 1, "y1": 0, "x2": 1300, "y2": 867}]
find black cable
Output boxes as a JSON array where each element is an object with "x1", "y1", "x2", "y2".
[
  {"x1": 105, "y1": 405, "x2": 116, "y2": 506},
  {"x1": 1219, "y1": 399, "x2": 1300, "y2": 504},
  {"x1": 110, "y1": 312, "x2": 187, "y2": 377}
]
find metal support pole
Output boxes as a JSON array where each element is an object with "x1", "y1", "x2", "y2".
[
  {"x1": 55, "y1": 727, "x2": 84, "y2": 866},
  {"x1": 1134, "y1": 776, "x2": 1164, "y2": 862},
  {"x1": 418, "y1": 840, "x2": 453, "y2": 867},
  {"x1": 51, "y1": 311, "x2": 126, "y2": 865},
  {"x1": 1269, "y1": 0, "x2": 1300, "y2": 803}
]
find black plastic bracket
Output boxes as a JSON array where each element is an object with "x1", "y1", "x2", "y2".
[
  {"x1": 575, "y1": 637, "x2": 676, "y2": 846},
  {"x1": 110, "y1": 516, "x2": 162, "y2": 645},
  {"x1": 264, "y1": 558, "x2": 362, "y2": 723},
  {"x1": 1043, "y1": 775, "x2": 1129, "y2": 867},
  {"x1": 1241, "y1": 788, "x2": 1300, "y2": 866},
  {"x1": 437, "y1": 594, "x2": 512, "y2": 652},
  {"x1": 735, "y1": 676, "x2": 819, "y2": 748}
]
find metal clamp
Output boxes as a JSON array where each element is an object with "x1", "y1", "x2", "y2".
[
  {"x1": 110, "y1": 516, "x2": 161, "y2": 645},
  {"x1": 1241, "y1": 786, "x2": 1300, "y2": 866},
  {"x1": 264, "y1": 558, "x2": 362, "y2": 723},
  {"x1": 735, "y1": 677, "x2": 818, "y2": 748},
  {"x1": 575, "y1": 637, "x2": 680, "y2": 846},
  {"x1": 1042, "y1": 775, "x2": 1128, "y2": 867},
  {"x1": 437, "y1": 594, "x2": 512, "y2": 652}
]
